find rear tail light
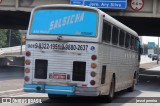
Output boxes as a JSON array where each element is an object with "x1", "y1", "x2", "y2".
[
  {"x1": 26, "y1": 51, "x2": 31, "y2": 57},
  {"x1": 24, "y1": 68, "x2": 30, "y2": 73},
  {"x1": 91, "y1": 63, "x2": 97, "y2": 69},
  {"x1": 90, "y1": 80, "x2": 96, "y2": 85},
  {"x1": 90, "y1": 71, "x2": 96, "y2": 77},
  {"x1": 91, "y1": 55, "x2": 97, "y2": 60},
  {"x1": 24, "y1": 76, "x2": 30, "y2": 82},
  {"x1": 25, "y1": 60, "x2": 31, "y2": 65}
]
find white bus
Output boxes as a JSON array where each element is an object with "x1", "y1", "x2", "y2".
[{"x1": 24, "y1": 4, "x2": 141, "y2": 102}]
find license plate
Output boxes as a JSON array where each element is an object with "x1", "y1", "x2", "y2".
[{"x1": 53, "y1": 73, "x2": 66, "y2": 80}]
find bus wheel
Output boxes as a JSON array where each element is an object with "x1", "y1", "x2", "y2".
[
  {"x1": 48, "y1": 94, "x2": 67, "y2": 99},
  {"x1": 107, "y1": 77, "x2": 115, "y2": 102},
  {"x1": 127, "y1": 75, "x2": 136, "y2": 92}
]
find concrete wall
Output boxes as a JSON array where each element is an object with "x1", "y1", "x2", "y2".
[
  {"x1": 108, "y1": 0, "x2": 160, "y2": 18},
  {"x1": 0, "y1": 0, "x2": 70, "y2": 12},
  {"x1": 0, "y1": 0, "x2": 160, "y2": 36},
  {"x1": 0, "y1": 0, "x2": 160, "y2": 18}
]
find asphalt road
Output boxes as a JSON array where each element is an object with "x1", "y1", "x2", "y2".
[{"x1": 0, "y1": 66, "x2": 24, "y2": 96}]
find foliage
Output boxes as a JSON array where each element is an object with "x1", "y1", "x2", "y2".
[
  {"x1": 6, "y1": 30, "x2": 21, "y2": 47},
  {"x1": 0, "y1": 29, "x2": 21, "y2": 48},
  {"x1": 0, "y1": 29, "x2": 7, "y2": 48}
]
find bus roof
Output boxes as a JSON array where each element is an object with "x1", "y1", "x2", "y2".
[{"x1": 32, "y1": 4, "x2": 101, "y2": 13}]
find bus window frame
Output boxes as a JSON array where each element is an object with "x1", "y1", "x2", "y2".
[
  {"x1": 119, "y1": 29, "x2": 126, "y2": 47},
  {"x1": 125, "y1": 33, "x2": 131, "y2": 49},
  {"x1": 102, "y1": 20, "x2": 112, "y2": 43},
  {"x1": 135, "y1": 38, "x2": 140, "y2": 51},
  {"x1": 130, "y1": 35, "x2": 135, "y2": 50},
  {"x1": 112, "y1": 26, "x2": 119, "y2": 45}
]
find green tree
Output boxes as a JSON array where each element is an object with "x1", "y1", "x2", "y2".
[
  {"x1": 6, "y1": 29, "x2": 21, "y2": 47},
  {"x1": 0, "y1": 29, "x2": 7, "y2": 48},
  {"x1": 10, "y1": 30, "x2": 21, "y2": 47}
]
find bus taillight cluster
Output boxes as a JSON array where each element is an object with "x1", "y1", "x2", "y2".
[
  {"x1": 24, "y1": 51, "x2": 31, "y2": 82},
  {"x1": 90, "y1": 55, "x2": 97, "y2": 86}
]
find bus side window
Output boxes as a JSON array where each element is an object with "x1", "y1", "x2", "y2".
[
  {"x1": 130, "y1": 36, "x2": 135, "y2": 50},
  {"x1": 135, "y1": 38, "x2": 139, "y2": 51},
  {"x1": 138, "y1": 41, "x2": 141, "y2": 61},
  {"x1": 125, "y1": 33, "x2": 130, "y2": 48},
  {"x1": 134, "y1": 38, "x2": 137, "y2": 51},
  {"x1": 119, "y1": 30, "x2": 125, "y2": 47},
  {"x1": 112, "y1": 26, "x2": 119, "y2": 45},
  {"x1": 102, "y1": 20, "x2": 111, "y2": 43}
]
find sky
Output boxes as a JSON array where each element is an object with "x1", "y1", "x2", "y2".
[{"x1": 142, "y1": 36, "x2": 159, "y2": 45}]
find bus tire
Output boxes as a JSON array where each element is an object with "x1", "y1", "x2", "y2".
[
  {"x1": 107, "y1": 76, "x2": 115, "y2": 102},
  {"x1": 127, "y1": 73, "x2": 136, "y2": 92},
  {"x1": 48, "y1": 94, "x2": 67, "y2": 99}
]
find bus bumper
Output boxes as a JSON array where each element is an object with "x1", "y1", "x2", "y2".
[
  {"x1": 24, "y1": 84, "x2": 75, "y2": 95},
  {"x1": 75, "y1": 87, "x2": 99, "y2": 96}
]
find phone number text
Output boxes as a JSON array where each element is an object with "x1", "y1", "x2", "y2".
[{"x1": 27, "y1": 43, "x2": 88, "y2": 51}]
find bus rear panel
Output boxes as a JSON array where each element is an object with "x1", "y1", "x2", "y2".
[
  {"x1": 24, "y1": 5, "x2": 100, "y2": 96},
  {"x1": 24, "y1": 41, "x2": 99, "y2": 96}
]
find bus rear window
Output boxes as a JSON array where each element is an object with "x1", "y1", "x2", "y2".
[{"x1": 30, "y1": 9, "x2": 97, "y2": 37}]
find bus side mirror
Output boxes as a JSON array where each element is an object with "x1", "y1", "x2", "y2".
[{"x1": 140, "y1": 47, "x2": 143, "y2": 55}]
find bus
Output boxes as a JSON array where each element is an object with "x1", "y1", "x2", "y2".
[{"x1": 24, "y1": 4, "x2": 141, "y2": 102}]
